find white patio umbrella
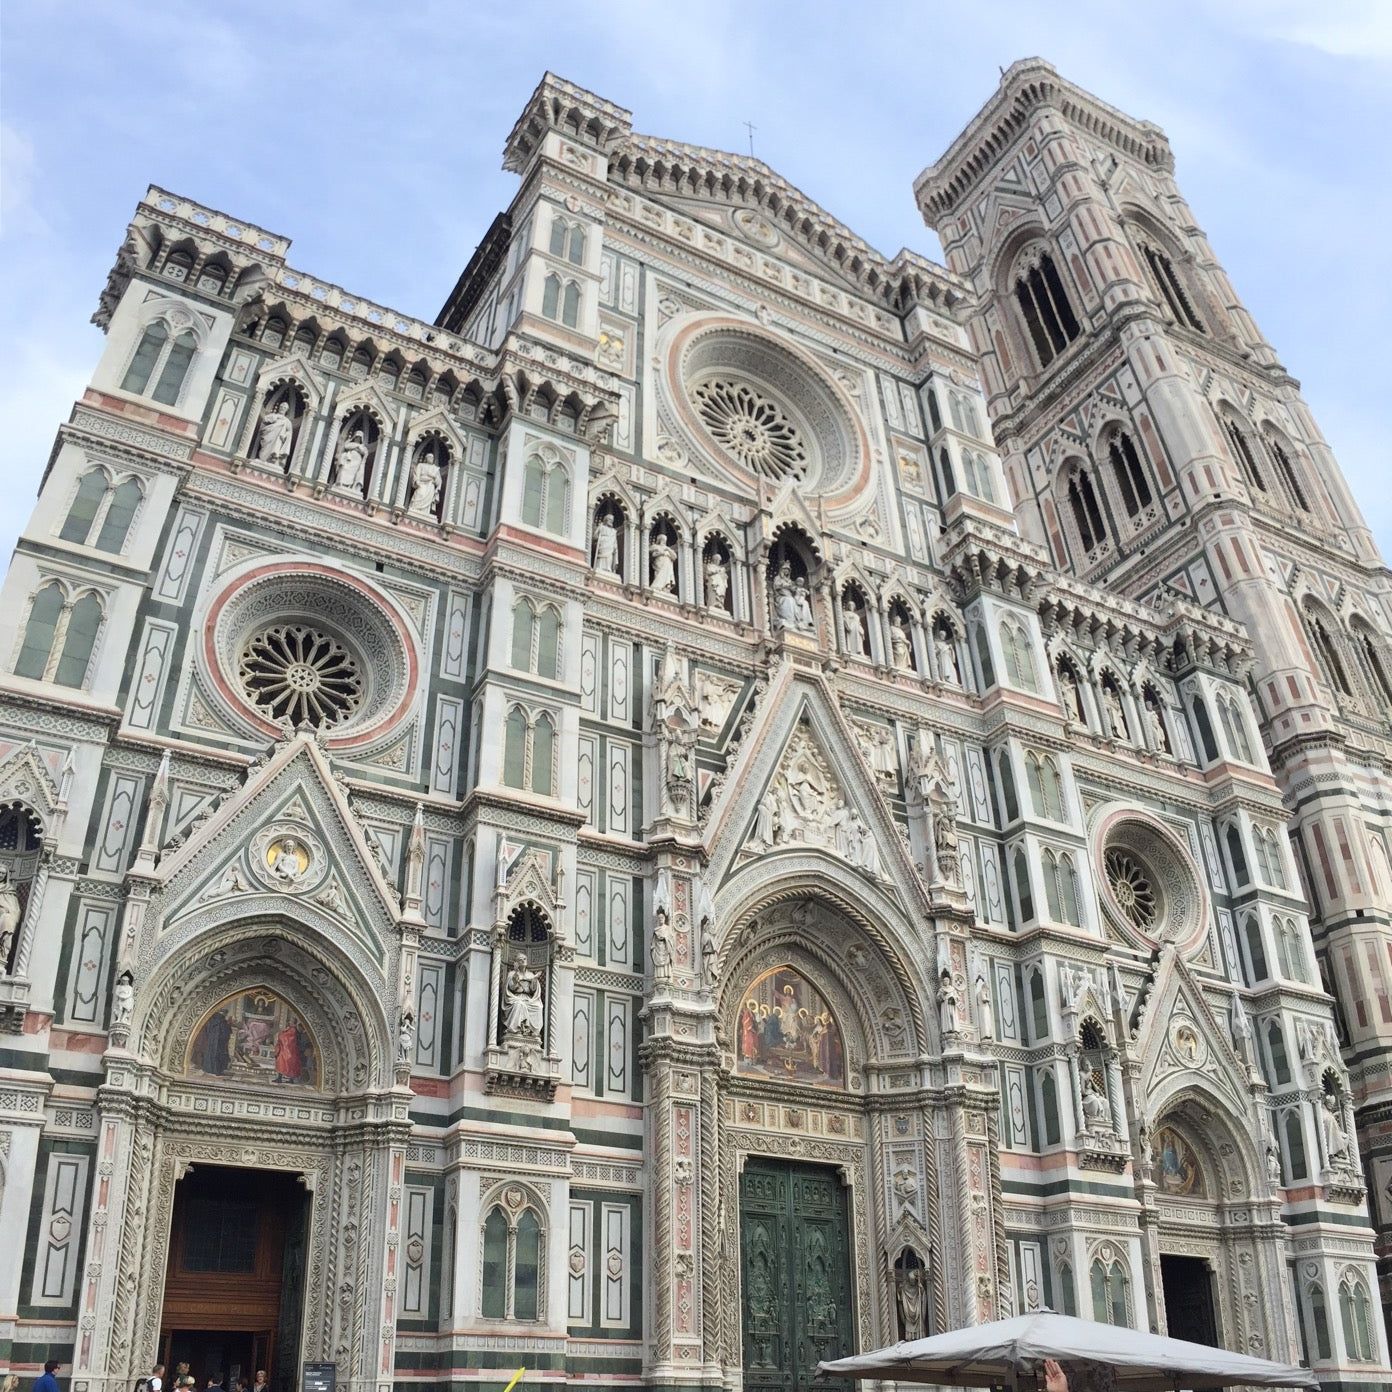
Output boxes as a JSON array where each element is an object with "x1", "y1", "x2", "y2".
[{"x1": 817, "y1": 1309, "x2": 1316, "y2": 1390}]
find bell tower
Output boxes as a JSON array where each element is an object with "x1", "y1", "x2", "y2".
[{"x1": 916, "y1": 58, "x2": 1392, "y2": 1321}]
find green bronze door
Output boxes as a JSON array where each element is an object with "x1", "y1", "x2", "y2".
[{"x1": 740, "y1": 1158, "x2": 854, "y2": 1392}]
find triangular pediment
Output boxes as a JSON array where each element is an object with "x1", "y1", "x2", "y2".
[
  {"x1": 703, "y1": 668, "x2": 925, "y2": 915},
  {"x1": 150, "y1": 733, "x2": 403, "y2": 975},
  {"x1": 1135, "y1": 947, "x2": 1252, "y2": 1119}
]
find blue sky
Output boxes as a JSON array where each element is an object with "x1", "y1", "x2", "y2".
[{"x1": 2, "y1": 1, "x2": 1389, "y2": 560}]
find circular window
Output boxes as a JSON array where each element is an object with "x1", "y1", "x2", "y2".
[
  {"x1": 692, "y1": 378, "x2": 809, "y2": 482},
  {"x1": 1104, "y1": 848, "x2": 1157, "y2": 930},
  {"x1": 203, "y1": 562, "x2": 418, "y2": 746},
  {"x1": 666, "y1": 320, "x2": 868, "y2": 502},
  {"x1": 1094, "y1": 809, "x2": 1207, "y2": 953},
  {"x1": 238, "y1": 623, "x2": 364, "y2": 728}
]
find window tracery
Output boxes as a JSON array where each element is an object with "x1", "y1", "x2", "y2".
[
  {"x1": 1138, "y1": 241, "x2": 1204, "y2": 332},
  {"x1": 511, "y1": 598, "x2": 562, "y2": 680},
  {"x1": 521, "y1": 452, "x2": 570, "y2": 534},
  {"x1": 14, "y1": 581, "x2": 104, "y2": 688},
  {"x1": 121, "y1": 316, "x2": 198, "y2": 406},
  {"x1": 1103, "y1": 848, "x2": 1156, "y2": 930},
  {"x1": 692, "y1": 378, "x2": 810, "y2": 483},
  {"x1": 998, "y1": 616, "x2": 1037, "y2": 691},
  {"x1": 59, "y1": 470, "x2": 144, "y2": 554},
  {"x1": 237, "y1": 623, "x2": 364, "y2": 729},
  {"x1": 503, "y1": 705, "x2": 557, "y2": 797},
  {"x1": 1013, "y1": 247, "x2": 1081, "y2": 368},
  {"x1": 480, "y1": 1187, "x2": 546, "y2": 1321},
  {"x1": 1106, "y1": 430, "x2": 1153, "y2": 523}
]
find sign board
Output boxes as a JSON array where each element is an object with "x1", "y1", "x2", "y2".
[{"x1": 302, "y1": 1364, "x2": 336, "y2": 1392}]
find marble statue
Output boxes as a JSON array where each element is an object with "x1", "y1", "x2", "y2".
[
  {"x1": 938, "y1": 968, "x2": 961, "y2": 1036},
  {"x1": 704, "y1": 553, "x2": 729, "y2": 610},
  {"x1": 933, "y1": 797, "x2": 960, "y2": 885},
  {"x1": 255, "y1": 400, "x2": 294, "y2": 467},
  {"x1": 793, "y1": 578, "x2": 814, "y2": 632},
  {"x1": 771, "y1": 560, "x2": 797, "y2": 630},
  {"x1": 889, "y1": 616, "x2": 912, "y2": 670},
  {"x1": 396, "y1": 1009, "x2": 416, "y2": 1067},
  {"x1": 895, "y1": 1263, "x2": 929, "y2": 1343},
  {"x1": 1081, "y1": 1073, "x2": 1111, "y2": 1132},
  {"x1": 651, "y1": 907, "x2": 676, "y2": 985},
  {"x1": 649, "y1": 532, "x2": 677, "y2": 593},
  {"x1": 407, "y1": 451, "x2": 442, "y2": 517},
  {"x1": 935, "y1": 631, "x2": 959, "y2": 684},
  {"x1": 975, "y1": 974, "x2": 994, "y2": 1040},
  {"x1": 0, "y1": 867, "x2": 21, "y2": 971},
  {"x1": 842, "y1": 599, "x2": 865, "y2": 656},
  {"x1": 503, "y1": 954, "x2": 544, "y2": 1038},
  {"x1": 592, "y1": 511, "x2": 619, "y2": 574},
  {"x1": 112, "y1": 968, "x2": 135, "y2": 1029},
  {"x1": 1103, "y1": 684, "x2": 1129, "y2": 741},
  {"x1": 1146, "y1": 698, "x2": 1170, "y2": 753},
  {"x1": 1322, "y1": 1093, "x2": 1351, "y2": 1165},
  {"x1": 269, "y1": 838, "x2": 306, "y2": 884},
  {"x1": 700, "y1": 915, "x2": 719, "y2": 988},
  {"x1": 1060, "y1": 671, "x2": 1083, "y2": 723},
  {"x1": 335, "y1": 429, "x2": 369, "y2": 491}
]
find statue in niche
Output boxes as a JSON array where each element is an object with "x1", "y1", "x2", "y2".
[
  {"x1": 754, "y1": 791, "x2": 778, "y2": 848},
  {"x1": 890, "y1": 616, "x2": 913, "y2": 670},
  {"x1": 932, "y1": 795, "x2": 960, "y2": 887},
  {"x1": 895, "y1": 1259, "x2": 929, "y2": 1342},
  {"x1": 841, "y1": 598, "x2": 865, "y2": 656},
  {"x1": 700, "y1": 915, "x2": 719, "y2": 989},
  {"x1": 335, "y1": 429, "x2": 369, "y2": 492},
  {"x1": 649, "y1": 530, "x2": 677, "y2": 593},
  {"x1": 1103, "y1": 684, "x2": 1129, "y2": 741},
  {"x1": 407, "y1": 450, "x2": 442, "y2": 517},
  {"x1": 935, "y1": 630, "x2": 959, "y2": 685},
  {"x1": 111, "y1": 968, "x2": 135, "y2": 1030},
  {"x1": 1059, "y1": 669, "x2": 1084, "y2": 724},
  {"x1": 1321, "y1": 1092, "x2": 1352, "y2": 1166},
  {"x1": 1146, "y1": 696, "x2": 1171, "y2": 754},
  {"x1": 697, "y1": 674, "x2": 738, "y2": 732},
  {"x1": 937, "y1": 968, "x2": 961, "y2": 1036},
  {"x1": 704, "y1": 553, "x2": 730, "y2": 611},
  {"x1": 793, "y1": 578, "x2": 814, "y2": 632},
  {"x1": 503, "y1": 954, "x2": 544, "y2": 1040},
  {"x1": 975, "y1": 974, "x2": 994, "y2": 1040},
  {"x1": 651, "y1": 906, "x2": 676, "y2": 986},
  {"x1": 771, "y1": 560, "x2": 797, "y2": 630},
  {"x1": 1081, "y1": 1073, "x2": 1112, "y2": 1132},
  {"x1": 0, "y1": 866, "x2": 21, "y2": 971},
  {"x1": 255, "y1": 400, "x2": 294, "y2": 468},
  {"x1": 592, "y1": 510, "x2": 620, "y2": 575},
  {"x1": 1229, "y1": 991, "x2": 1253, "y2": 1065},
  {"x1": 1266, "y1": 1130, "x2": 1283, "y2": 1187},
  {"x1": 396, "y1": 1008, "x2": 416, "y2": 1067}
]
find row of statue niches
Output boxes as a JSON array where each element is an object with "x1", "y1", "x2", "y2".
[
  {"x1": 594, "y1": 509, "x2": 963, "y2": 678},
  {"x1": 252, "y1": 399, "x2": 447, "y2": 519}
]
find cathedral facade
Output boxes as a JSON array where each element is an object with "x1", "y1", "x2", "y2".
[{"x1": 1, "y1": 58, "x2": 1389, "y2": 1392}]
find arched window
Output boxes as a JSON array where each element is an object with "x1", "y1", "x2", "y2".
[
  {"x1": 261, "y1": 316, "x2": 287, "y2": 350},
  {"x1": 441, "y1": 1204, "x2": 457, "y2": 1320},
  {"x1": 151, "y1": 330, "x2": 197, "y2": 406},
  {"x1": 520, "y1": 453, "x2": 570, "y2": 534},
  {"x1": 404, "y1": 366, "x2": 428, "y2": 401},
  {"x1": 531, "y1": 715, "x2": 555, "y2": 797},
  {"x1": 197, "y1": 262, "x2": 228, "y2": 295},
  {"x1": 1042, "y1": 849, "x2": 1063, "y2": 923},
  {"x1": 1265, "y1": 1019, "x2": 1290, "y2": 1085},
  {"x1": 55, "y1": 592, "x2": 102, "y2": 687},
  {"x1": 997, "y1": 751, "x2": 1019, "y2": 824},
  {"x1": 1190, "y1": 694, "x2": 1219, "y2": 762},
  {"x1": 60, "y1": 471, "x2": 110, "y2": 544},
  {"x1": 503, "y1": 707, "x2": 529, "y2": 789},
  {"x1": 292, "y1": 323, "x2": 318, "y2": 354},
  {"x1": 1107, "y1": 431, "x2": 1153, "y2": 520},
  {"x1": 999, "y1": 618, "x2": 1037, "y2": 692},
  {"x1": 936, "y1": 447, "x2": 956, "y2": 499},
  {"x1": 1308, "y1": 1282, "x2": 1332, "y2": 1361},
  {"x1": 1225, "y1": 823, "x2": 1249, "y2": 886},
  {"x1": 549, "y1": 216, "x2": 586, "y2": 265},
  {"x1": 962, "y1": 449, "x2": 997, "y2": 504},
  {"x1": 1266, "y1": 436, "x2": 1311, "y2": 512},
  {"x1": 349, "y1": 344, "x2": 374, "y2": 380},
  {"x1": 120, "y1": 320, "x2": 169, "y2": 395},
  {"x1": 1055, "y1": 1262, "x2": 1077, "y2": 1317},
  {"x1": 1280, "y1": 919, "x2": 1308, "y2": 983},
  {"x1": 1041, "y1": 756, "x2": 1063, "y2": 820},
  {"x1": 481, "y1": 1205, "x2": 509, "y2": 1318},
  {"x1": 511, "y1": 600, "x2": 536, "y2": 672},
  {"x1": 1090, "y1": 1255, "x2": 1129, "y2": 1326},
  {"x1": 1015, "y1": 849, "x2": 1035, "y2": 926},
  {"x1": 562, "y1": 281, "x2": 581, "y2": 328},
  {"x1": 1059, "y1": 853, "x2": 1081, "y2": 926},
  {"x1": 1338, "y1": 1272, "x2": 1375, "y2": 1362},
  {"x1": 1014, "y1": 249, "x2": 1081, "y2": 368},
  {"x1": 1040, "y1": 1069, "x2": 1060, "y2": 1147},
  {"x1": 15, "y1": 584, "x2": 102, "y2": 687},
  {"x1": 972, "y1": 623, "x2": 995, "y2": 688},
  {"x1": 1066, "y1": 468, "x2": 1107, "y2": 553},
  {"x1": 1353, "y1": 623, "x2": 1392, "y2": 706},
  {"x1": 501, "y1": 706, "x2": 556, "y2": 797},
  {"x1": 95, "y1": 478, "x2": 143, "y2": 553},
  {"x1": 1221, "y1": 417, "x2": 1267, "y2": 494},
  {"x1": 1241, "y1": 914, "x2": 1267, "y2": 984},
  {"x1": 321, "y1": 336, "x2": 345, "y2": 370},
  {"x1": 534, "y1": 607, "x2": 561, "y2": 681},
  {"x1": 1028, "y1": 969, "x2": 1048, "y2": 1041},
  {"x1": 1307, "y1": 611, "x2": 1353, "y2": 698},
  {"x1": 1218, "y1": 695, "x2": 1254, "y2": 762},
  {"x1": 1282, "y1": 1109, "x2": 1307, "y2": 1182},
  {"x1": 1139, "y1": 242, "x2": 1204, "y2": 332},
  {"x1": 162, "y1": 248, "x2": 193, "y2": 282},
  {"x1": 542, "y1": 274, "x2": 581, "y2": 328}
]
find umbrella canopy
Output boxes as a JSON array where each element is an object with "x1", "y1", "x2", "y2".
[{"x1": 817, "y1": 1310, "x2": 1317, "y2": 1390}]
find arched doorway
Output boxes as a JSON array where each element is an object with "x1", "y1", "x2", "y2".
[{"x1": 712, "y1": 894, "x2": 937, "y2": 1392}]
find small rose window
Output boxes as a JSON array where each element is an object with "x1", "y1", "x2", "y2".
[{"x1": 238, "y1": 623, "x2": 364, "y2": 728}]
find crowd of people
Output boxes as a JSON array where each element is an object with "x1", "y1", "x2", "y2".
[{"x1": 19, "y1": 1362, "x2": 273, "y2": 1392}]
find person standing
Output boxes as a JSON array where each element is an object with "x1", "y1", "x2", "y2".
[
  {"x1": 251, "y1": 1372, "x2": 268, "y2": 1392},
  {"x1": 33, "y1": 1361, "x2": 61, "y2": 1392}
]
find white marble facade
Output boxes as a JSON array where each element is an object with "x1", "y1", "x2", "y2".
[{"x1": 0, "y1": 60, "x2": 1388, "y2": 1392}]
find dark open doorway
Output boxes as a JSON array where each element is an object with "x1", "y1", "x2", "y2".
[
  {"x1": 160, "y1": 1165, "x2": 310, "y2": 1392},
  {"x1": 1160, "y1": 1253, "x2": 1220, "y2": 1348}
]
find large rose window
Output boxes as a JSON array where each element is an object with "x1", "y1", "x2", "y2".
[
  {"x1": 692, "y1": 378, "x2": 810, "y2": 482},
  {"x1": 1094, "y1": 809, "x2": 1207, "y2": 953},
  {"x1": 238, "y1": 623, "x2": 364, "y2": 729}
]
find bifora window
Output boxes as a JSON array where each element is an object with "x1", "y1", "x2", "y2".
[
  {"x1": 237, "y1": 623, "x2": 365, "y2": 728},
  {"x1": 692, "y1": 378, "x2": 810, "y2": 483},
  {"x1": 1014, "y1": 250, "x2": 1081, "y2": 368}
]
